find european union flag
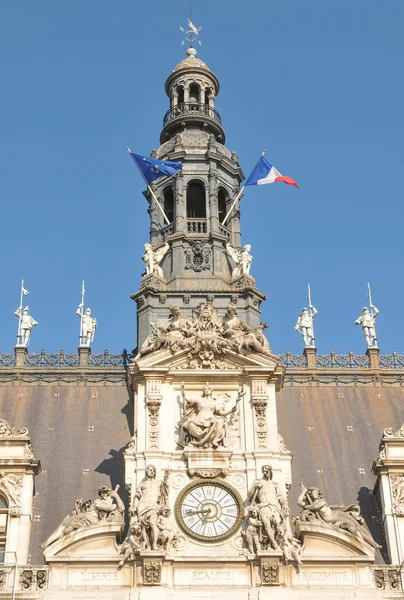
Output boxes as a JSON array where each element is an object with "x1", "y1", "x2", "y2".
[{"x1": 128, "y1": 150, "x2": 183, "y2": 185}]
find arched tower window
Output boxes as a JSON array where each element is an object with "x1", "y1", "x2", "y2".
[
  {"x1": 177, "y1": 86, "x2": 184, "y2": 105},
  {"x1": 189, "y1": 83, "x2": 200, "y2": 109},
  {"x1": 0, "y1": 494, "x2": 8, "y2": 564},
  {"x1": 163, "y1": 187, "x2": 174, "y2": 224},
  {"x1": 218, "y1": 188, "x2": 227, "y2": 223},
  {"x1": 187, "y1": 182, "x2": 206, "y2": 218}
]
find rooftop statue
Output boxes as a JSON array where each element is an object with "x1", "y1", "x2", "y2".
[
  {"x1": 355, "y1": 306, "x2": 379, "y2": 348},
  {"x1": 137, "y1": 303, "x2": 193, "y2": 357},
  {"x1": 246, "y1": 465, "x2": 290, "y2": 551},
  {"x1": 136, "y1": 301, "x2": 272, "y2": 367},
  {"x1": 294, "y1": 284, "x2": 317, "y2": 347},
  {"x1": 178, "y1": 382, "x2": 243, "y2": 449},
  {"x1": 41, "y1": 485, "x2": 124, "y2": 549},
  {"x1": 226, "y1": 243, "x2": 252, "y2": 278},
  {"x1": 355, "y1": 283, "x2": 379, "y2": 348},
  {"x1": 14, "y1": 306, "x2": 38, "y2": 348},
  {"x1": 297, "y1": 483, "x2": 380, "y2": 549},
  {"x1": 294, "y1": 306, "x2": 317, "y2": 347},
  {"x1": 76, "y1": 281, "x2": 97, "y2": 346},
  {"x1": 223, "y1": 304, "x2": 271, "y2": 355},
  {"x1": 142, "y1": 242, "x2": 169, "y2": 278}
]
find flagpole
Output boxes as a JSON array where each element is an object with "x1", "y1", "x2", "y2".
[
  {"x1": 17, "y1": 280, "x2": 24, "y2": 343},
  {"x1": 80, "y1": 281, "x2": 85, "y2": 345},
  {"x1": 221, "y1": 150, "x2": 267, "y2": 227},
  {"x1": 126, "y1": 147, "x2": 171, "y2": 226}
]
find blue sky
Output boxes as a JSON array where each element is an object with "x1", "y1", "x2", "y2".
[{"x1": 0, "y1": 1, "x2": 403, "y2": 355}]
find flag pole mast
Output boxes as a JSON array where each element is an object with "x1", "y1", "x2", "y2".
[
  {"x1": 79, "y1": 280, "x2": 85, "y2": 345},
  {"x1": 17, "y1": 280, "x2": 24, "y2": 344},
  {"x1": 126, "y1": 147, "x2": 171, "y2": 226},
  {"x1": 221, "y1": 150, "x2": 267, "y2": 227}
]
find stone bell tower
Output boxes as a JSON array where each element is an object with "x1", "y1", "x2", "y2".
[{"x1": 132, "y1": 47, "x2": 266, "y2": 348}]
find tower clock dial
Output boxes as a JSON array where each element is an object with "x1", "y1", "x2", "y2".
[{"x1": 175, "y1": 480, "x2": 244, "y2": 542}]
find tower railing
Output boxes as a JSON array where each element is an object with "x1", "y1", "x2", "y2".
[
  {"x1": 163, "y1": 103, "x2": 222, "y2": 126},
  {"x1": 186, "y1": 218, "x2": 207, "y2": 235}
]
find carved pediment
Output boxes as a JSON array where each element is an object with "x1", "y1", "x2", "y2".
[
  {"x1": 132, "y1": 346, "x2": 283, "y2": 378},
  {"x1": 295, "y1": 521, "x2": 376, "y2": 560},
  {"x1": 0, "y1": 419, "x2": 29, "y2": 438},
  {"x1": 43, "y1": 524, "x2": 121, "y2": 561}
]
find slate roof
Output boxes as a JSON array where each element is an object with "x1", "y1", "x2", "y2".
[
  {"x1": 0, "y1": 382, "x2": 132, "y2": 564},
  {"x1": 0, "y1": 372, "x2": 402, "y2": 565},
  {"x1": 277, "y1": 383, "x2": 404, "y2": 563}
]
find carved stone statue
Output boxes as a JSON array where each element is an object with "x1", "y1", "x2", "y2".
[
  {"x1": 76, "y1": 305, "x2": 97, "y2": 346},
  {"x1": 178, "y1": 382, "x2": 243, "y2": 449},
  {"x1": 391, "y1": 473, "x2": 404, "y2": 516},
  {"x1": 355, "y1": 305, "x2": 379, "y2": 347},
  {"x1": 41, "y1": 485, "x2": 124, "y2": 549},
  {"x1": 133, "y1": 465, "x2": 170, "y2": 550},
  {"x1": 275, "y1": 522, "x2": 302, "y2": 564},
  {"x1": 297, "y1": 483, "x2": 380, "y2": 549},
  {"x1": 138, "y1": 304, "x2": 193, "y2": 357},
  {"x1": 136, "y1": 300, "x2": 272, "y2": 366},
  {"x1": 142, "y1": 243, "x2": 169, "y2": 278},
  {"x1": 242, "y1": 506, "x2": 262, "y2": 554},
  {"x1": 226, "y1": 243, "x2": 252, "y2": 278},
  {"x1": 246, "y1": 465, "x2": 289, "y2": 551},
  {"x1": 294, "y1": 306, "x2": 317, "y2": 347},
  {"x1": 0, "y1": 471, "x2": 23, "y2": 508},
  {"x1": 157, "y1": 506, "x2": 178, "y2": 552},
  {"x1": 14, "y1": 307, "x2": 38, "y2": 347},
  {"x1": 223, "y1": 304, "x2": 271, "y2": 355},
  {"x1": 118, "y1": 521, "x2": 148, "y2": 569}
]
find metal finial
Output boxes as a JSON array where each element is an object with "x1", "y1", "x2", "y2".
[{"x1": 180, "y1": 0, "x2": 202, "y2": 49}]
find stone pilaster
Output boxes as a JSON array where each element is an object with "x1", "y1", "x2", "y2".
[
  {"x1": 78, "y1": 346, "x2": 90, "y2": 368},
  {"x1": 303, "y1": 346, "x2": 317, "y2": 369},
  {"x1": 14, "y1": 346, "x2": 27, "y2": 368},
  {"x1": 366, "y1": 346, "x2": 380, "y2": 369}
]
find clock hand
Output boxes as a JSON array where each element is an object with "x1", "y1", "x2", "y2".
[{"x1": 184, "y1": 508, "x2": 211, "y2": 516}]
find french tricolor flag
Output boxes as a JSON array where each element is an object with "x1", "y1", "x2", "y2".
[{"x1": 244, "y1": 155, "x2": 298, "y2": 188}]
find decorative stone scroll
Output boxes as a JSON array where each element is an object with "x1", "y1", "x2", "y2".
[
  {"x1": 383, "y1": 423, "x2": 404, "y2": 438},
  {"x1": 0, "y1": 419, "x2": 28, "y2": 437},
  {"x1": 261, "y1": 561, "x2": 279, "y2": 585},
  {"x1": 390, "y1": 473, "x2": 404, "y2": 516},
  {"x1": 20, "y1": 570, "x2": 48, "y2": 591},
  {"x1": 189, "y1": 467, "x2": 228, "y2": 479},
  {"x1": 373, "y1": 567, "x2": 401, "y2": 590}
]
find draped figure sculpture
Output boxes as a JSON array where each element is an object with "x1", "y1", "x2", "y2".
[{"x1": 178, "y1": 382, "x2": 243, "y2": 449}]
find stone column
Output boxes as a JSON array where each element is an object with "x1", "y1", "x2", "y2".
[
  {"x1": 199, "y1": 88, "x2": 205, "y2": 107},
  {"x1": 303, "y1": 346, "x2": 317, "y2": 369},
  {"x1": 184, "y1": 85, "x2": 190, "y2": 104},
  {"x1": 208, "y1": 172, "x2": 219, "y2": 234},
  {"x1": 175, "y1": 171, "x2": 185, "y2": 232}
]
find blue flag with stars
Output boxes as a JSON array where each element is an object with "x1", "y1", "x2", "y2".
[{"x1": 128, "y1": 151, "x2": 182, "y2": 185}]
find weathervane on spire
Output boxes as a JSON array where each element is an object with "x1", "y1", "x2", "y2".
[{"x1": 180, "y1": 0, "x2": 202, "y2": 47}]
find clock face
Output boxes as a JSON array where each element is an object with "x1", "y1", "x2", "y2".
[{"x1": 175, "y1": 480, "x2": 244, "y2": 542}]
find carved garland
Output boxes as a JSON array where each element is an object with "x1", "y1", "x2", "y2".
[
  {"x1": 252, "y1": 397, "x2": 268, "y2": 450},
  {"x1": 145, "y1": 396, "x2": 162, "y2": 450},
  {"x1": 390, "y1": 473, "x2": 404, "y2": 516},
  {"x1": 261, "y1": 561, "x2": 279, "y2": 585}
]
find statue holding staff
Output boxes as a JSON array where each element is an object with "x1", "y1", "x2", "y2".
[
  {"x1": 294, "y1": 284, "x2": 317, "y2": 347},
  {"x1": 14, "y1": 281, "x2": 37, "y2": 347},
  {"x1": 355, "y1": 283, "x2": 379, "y2": 347},
  {"x1": 76, "y1": 281, "x2": 97, "y2": 346}
]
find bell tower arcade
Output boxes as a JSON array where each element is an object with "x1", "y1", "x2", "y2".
[{"x1": 132, "y1": 48, "x2": 266, "y2": 348}]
